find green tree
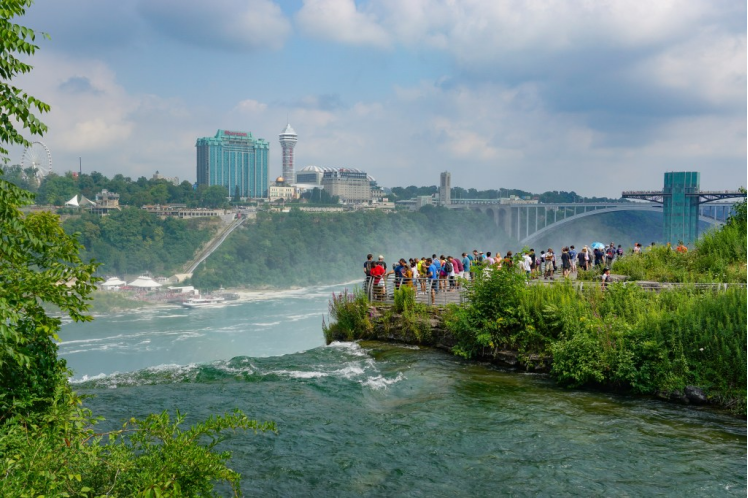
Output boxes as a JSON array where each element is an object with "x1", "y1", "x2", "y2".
[
  {"x1": 201, "y1": 184, "x2": 229, "y2": 208},
  {"x1": 0, "y1": 178, "x2": 100, "y2": 419},
  {"x1": 0, "y1": 0, "x2": 50, "y2": 164}
]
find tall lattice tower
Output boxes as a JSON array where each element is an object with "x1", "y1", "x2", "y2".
[{"x1": 279, "y1": 123, "x2": 298, "y2": 183}]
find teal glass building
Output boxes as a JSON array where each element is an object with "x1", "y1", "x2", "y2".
[
  {"x1": 662, "y1": 171, "x2": 700, "y2": 246},
  {"x1": 196, "y1": 130, "x2": 269, "y2": 198}
]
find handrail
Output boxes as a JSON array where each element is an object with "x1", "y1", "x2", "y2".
[{"x1": 364, "y1": 272, "x2": 745, "y2": 306}]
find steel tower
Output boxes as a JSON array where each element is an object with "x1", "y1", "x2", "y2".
[
  {"x1": 622, "y1": 172, "x2": 746, "y2": 245},
  {"x1": 279, "y1": 123, "x2": 297, "y2": 183}
]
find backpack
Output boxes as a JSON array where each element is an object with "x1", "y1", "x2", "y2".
[
  {"x1": 606, "y1": 248, "x2": 615, "y2": 258},
  {"x1": 444, "y1": 261, "x2": 453, "y2": 273}
]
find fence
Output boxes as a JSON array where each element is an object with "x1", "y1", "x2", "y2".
[
  {"x1": 364, "y1": 272, "x2": 745, "y2": 307},
  {"x1": 364, "y1": 275, "x2": 469, "y2": 307}
]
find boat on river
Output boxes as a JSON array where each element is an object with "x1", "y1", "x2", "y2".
[{"x1": 181, "y1": 296, "x2": 226, "y2": 309}]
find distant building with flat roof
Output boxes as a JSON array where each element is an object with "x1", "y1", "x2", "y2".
[
  {"x1": 321, "y1": 168, "x2": 371, "y2": 203},
  {"x1": 196, "y1": 129, "x2": 269, "y2": 198}
]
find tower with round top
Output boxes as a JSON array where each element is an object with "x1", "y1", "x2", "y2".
[{"x1": 279, "y1": 123, "x2": 297, "y2": 184}]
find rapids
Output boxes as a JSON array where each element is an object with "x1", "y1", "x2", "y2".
[{"x1": 60, "y1": 284, "x2": 746, "y2": 496}]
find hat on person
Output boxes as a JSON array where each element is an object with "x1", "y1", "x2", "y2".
[{"x1": 378, "y1": 255, "x2": 384, "y2": 259}]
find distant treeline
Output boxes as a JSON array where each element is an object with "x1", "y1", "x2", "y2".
[
  {"x1": 191, "y1": 206, "x2": 516, "y2": 290},
  {"x1": 1, "y1": 166, "x2": 230, "y2": 208},
  {"x1": 63, "y1": 208, "x2": 217, "y2": 277},
  {"x1": 389, "y1": 185, "x2": 622, "y2": 203}
]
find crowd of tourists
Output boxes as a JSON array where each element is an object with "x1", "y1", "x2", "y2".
[{"x1": 361, "y1": 241, "x2": 682, "y2": 300}]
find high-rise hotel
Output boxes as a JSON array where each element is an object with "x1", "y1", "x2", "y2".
[{"x1": 196, "y1": 130, "x2": 269, "y2": 198}]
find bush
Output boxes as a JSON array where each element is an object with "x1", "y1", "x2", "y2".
[{"x1": 323, "y1": 290, "x2": 373, "y2": 343}]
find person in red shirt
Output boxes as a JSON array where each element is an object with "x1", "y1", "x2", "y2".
[{"x1": 369, "y1": 261, "x2": 386, "y2": 300}]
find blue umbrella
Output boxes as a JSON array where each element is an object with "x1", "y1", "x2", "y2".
[{"x1": 591, "y1": 242, "x2": 605, "y2": 250}]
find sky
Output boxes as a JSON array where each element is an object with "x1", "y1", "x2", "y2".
[{"x1": 7, "y1": 0, "x2": 747, "y2": 197}]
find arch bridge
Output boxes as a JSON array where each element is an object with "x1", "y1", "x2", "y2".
[{"x1": 450, "y1": 200, "x2": 729, "y2": 245}]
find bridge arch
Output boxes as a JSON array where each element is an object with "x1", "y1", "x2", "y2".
[{"x1": 519, "y1": 206, "x2": 722, "y2": 245}]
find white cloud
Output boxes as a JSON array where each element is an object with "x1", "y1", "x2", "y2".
[
  {"x1": 236, "y1": 99, "x2": 268, "y2": 114},
  {"x1": 16, "y1": 55, "x2": 138, "y2": 152},
  {"x1": 296, "y1": 0, "x2": 391, "y2": 48},
  {"x1": 138, "y1": 0, "x2": 291, "y2": 51},
  {"x1": 640, "y1": 30, "x2": 747, "y2": 108}
]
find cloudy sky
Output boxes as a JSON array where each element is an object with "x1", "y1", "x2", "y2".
[{"x1": 9, "y1": 0, "x2": 747, "y2": 197}]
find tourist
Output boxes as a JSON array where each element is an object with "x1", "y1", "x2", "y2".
[
  {"x1": 522, "y1": 252, "x2": 532, "y2": 279},
  {"x1": 568, "y1": 245, "x2": 577, "y2": 273},
  {"x1": 578, "y1": 247, "x2": 588, "y2": 271},
  {"x1": 561, "y1": 247, "x2": 571, "y2": 278},
  {"x1": 528, "y1": 248, "x2": 537, "y2": 277},
  {"x1": 601, "y1": 267, "x2": 611, "y2": 290},
  {"x1": 427, "y1": 257, "x2": 440, "y2": 304},
  {"x1": 593, "y1": 246, "x2": 603, "y2": 267},
  {"x1": 370, "y1": 261, "x2": 386, "y2": 299},
  {"x1": 676, "y1": 241, "x2": 688, "y2": 254},
  {"x1": 462, "y1": 252, "x2": 472, "y2": 281},
  {"x1": 606, "y1": 244, "x2": 616, "y2": 265},
  {"x1": 544, "y1": 249, "x2": 554, "y2": 280},
  {"x1": 363, "y1": 253, "x2": 375, "y2": 289}
]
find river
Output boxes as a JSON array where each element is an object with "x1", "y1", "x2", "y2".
[{"x1": 60, "y1": 283, "x2": 747, "y2": 497}]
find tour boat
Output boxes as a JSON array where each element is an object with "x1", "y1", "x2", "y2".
[{"x1": 181, "y1": 296, "x2": 226, "y2": 308}]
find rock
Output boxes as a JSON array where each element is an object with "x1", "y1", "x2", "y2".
[
  {"x1": 684, "y1": 386, "x2": 708, "y2": 405},
  {"x1": 669, "y1": 390, "x2": 689, "y2": 404},
  {"x1": 494, "y1": 350, "x2": 518, "y2": 366}
]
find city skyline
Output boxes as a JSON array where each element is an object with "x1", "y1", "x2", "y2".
[{"x1": 7, "y1": 0, "x2": 747, "y2": 198}]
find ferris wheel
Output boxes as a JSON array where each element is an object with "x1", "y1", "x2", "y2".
[{"x1": 21, "y1": 141, "x2": 52, "y2": 179}]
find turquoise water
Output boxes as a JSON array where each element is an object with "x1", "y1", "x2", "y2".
[{"x1": 61, "y1": 284, "x2": 747, "y2": 496}]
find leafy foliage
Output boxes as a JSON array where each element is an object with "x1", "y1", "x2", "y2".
[
  {"x1": 0, "y1": 0, "x2": 49, "y2": 163},
  {"x1": 446, "y1": 263, "x2": 534, "y2": 359},
  {"x1": 323, "y1": 289, "x2": 373, "y2": 343},
  {"x1": 0, "y1": 178, "x2": 100, "y2": 419},
  {"x1": 0, "y1": 390, "x2": 276, "y2": 497}
]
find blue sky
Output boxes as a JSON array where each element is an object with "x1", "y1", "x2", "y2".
[{"x1": 9, "y1": 0, "x2": 747, "y2": 197}]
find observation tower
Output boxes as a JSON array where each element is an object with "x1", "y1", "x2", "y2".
[
  {"x1": 279, "y1": 123, "x2": 298, "y2": 184},
  {"x1": 622, "y1": 172, "x2": 745, "y2": 246}
]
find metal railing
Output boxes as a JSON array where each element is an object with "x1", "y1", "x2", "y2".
[
  {"x1": 364, "y1": 274, "x2": 469, "y2": 307},
  {"x1": 364, "y1": 271, "x2": 745, "y2": 307}
]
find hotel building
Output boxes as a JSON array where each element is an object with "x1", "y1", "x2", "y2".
[{"x1": 196, "y1": 130, "x2": 269, "y2": 198}]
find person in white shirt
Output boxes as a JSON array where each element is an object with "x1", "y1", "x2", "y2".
[{"x1": 522, "y1": 252, "x2": 532, "y2": 278}]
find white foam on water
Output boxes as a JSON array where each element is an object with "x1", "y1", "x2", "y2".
[
  {"x1": 69, "y1": 363, "x2": 199, "y2": 387},
  {"x1": 360, "y1": 372, "x2": 405, "y2": 390},
  {"x1": 271, "y1": 369, "x2": 329, "y2": 379},
  {"x1": 210, "y1": 361, "x2": 255, "y2": 375},
  {"x1": 327, "y1": 341, "x2": 368, "y2": 357},
  {"x1": 173, "y1": 332, "x2": 204, "y2": 341},
  {"x1": 334, "y1": 364, "x2": 366, "y2": 378}
]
